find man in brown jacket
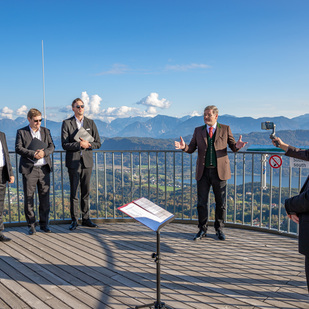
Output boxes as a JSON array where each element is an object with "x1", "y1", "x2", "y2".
[{"x1": 175, "y1": 105, "x2": 247, "y2": 241}]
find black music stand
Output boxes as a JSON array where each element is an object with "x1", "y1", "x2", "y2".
[{"x1": 118, "y1": 198, "x2": 174, "y2": 309}]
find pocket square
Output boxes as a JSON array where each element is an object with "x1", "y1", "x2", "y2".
[{"x1": 86, "y1": 128, "x2": 91, "y2": 131}]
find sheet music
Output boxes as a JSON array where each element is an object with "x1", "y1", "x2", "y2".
[
  {"x1": 118, "y1": 198, "x2": 174, "y2": 231},
  {"x1": 134, "y1": 197, "x2": 173, "y2": 220}
]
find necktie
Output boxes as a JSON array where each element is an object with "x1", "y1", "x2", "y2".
[{"x1": 209, "y1": 127, "x2": 213, "y2": 138}]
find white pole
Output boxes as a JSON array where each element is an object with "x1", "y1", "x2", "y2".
[{"x1": 42, "y1": 40, "x2": 46, "y2": 127}]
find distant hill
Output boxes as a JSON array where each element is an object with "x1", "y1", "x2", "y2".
[
  {"x1": 3, "y1": 113, "x2": 309, "y2": 150},
  {"x1": 5, "y1": 130, "x2": 309, "y2": 152},
  {"x1": 2, "y1": 113, "x2": 309, "y2": 140}
]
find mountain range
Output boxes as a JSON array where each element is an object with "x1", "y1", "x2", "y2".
[
  {"x1": 2, "y1": 113, "x2": 309, "y2": 139},
  {"x1": 2, "y1": 114, "x2": 309, "y2": 150}
]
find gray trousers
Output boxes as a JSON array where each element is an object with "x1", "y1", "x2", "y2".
[{"x1": 22, "y1": 165, "x2": 50, "y2": 227}]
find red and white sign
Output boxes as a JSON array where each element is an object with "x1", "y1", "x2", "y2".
[{"x1": 269, "y1": 155, "x2": 282, "y2": 169}]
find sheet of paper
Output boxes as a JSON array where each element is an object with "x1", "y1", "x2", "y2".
[{"x1": 119, "y1": 202, "x2": 164, "y2": 231}]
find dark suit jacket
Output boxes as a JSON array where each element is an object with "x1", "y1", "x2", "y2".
[
  {"x1": 61, "y1": 116, "x2": 101, "y2": 169},
  {"x1": 284, "y1": 146, "x2": 309, "y2": 257},
  {"x1": 15, "y1": 126, "x2": 55, "y2": 175},
  {"x1": 184, "y1": 123, "x2": 239, "y2": 181},
  {"x1": 0, "y1": 131, "x2": 14, "y2": 181}
]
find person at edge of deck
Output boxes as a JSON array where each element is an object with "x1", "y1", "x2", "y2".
[
  {"x1": 61, "y1": 98, "x2": 101, "y2": 231},
  {"x1": 272, "y1": 136, "x2": 309, "y2": 293},
  {"x1": 0, "y1": 131, "x2": 14, "y2": 241},
  {"x1": 174, "y1": 105, "x2": 247, "y2": 241},
  {"x1": 15, "y1": 108, "x2": 55, "y2": 235}
]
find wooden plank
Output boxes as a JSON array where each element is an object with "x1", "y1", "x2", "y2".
[{"x1": 0, "y1": 223, "x2": 307, "y2": 309}]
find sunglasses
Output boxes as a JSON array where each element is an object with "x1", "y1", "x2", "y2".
[
  {"x1": 34, "y1": 119, "x2": 42, "y2": 123},
  {"x1": 76, "y1": 105, "x2": 84, "y2": 109}
]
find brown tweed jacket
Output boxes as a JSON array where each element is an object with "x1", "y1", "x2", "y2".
[{"x1": 184, "y1": 123, "x2": 239, "y2": 181}]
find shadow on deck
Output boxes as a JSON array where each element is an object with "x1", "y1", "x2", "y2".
[{"x1": 0, "y1": 222, "x2": 308, "y2": 309}]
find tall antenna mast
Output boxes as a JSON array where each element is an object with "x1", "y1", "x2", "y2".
[{"x1": 42, "y1": 40, "x2": 46, "y2": 127}]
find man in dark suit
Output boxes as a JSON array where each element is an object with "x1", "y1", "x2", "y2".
[
  {"x1": 0, "y1": 131, "x2": 15, "y2": 241},
  {"x1": 175, "y1": 105, "x2": 247, "y2": 241},
  {"x1": 272, "y1": 136, "x2": 309, "y2": 292},
  {"x1": 15, "y1": 108, "x2": 54, "y2": 235},
  {"x1": 61, "y1": 98, "x2": 101, "y2": 230}
]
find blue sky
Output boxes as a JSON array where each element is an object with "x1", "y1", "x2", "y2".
[{"x1": 1, "y1": 0, "x2": 309, "y2": 122}]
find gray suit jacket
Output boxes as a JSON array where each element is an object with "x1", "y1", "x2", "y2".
[
  {"x1": 184, "y1": 123, "x2": 239, "y2": 181},
  {"x1": 15, "y1": 126, "x2": 55, "y2": 175},
  {"x1": 0, "y1": 131, "x2": 14, "y2": 181},
  {"x1": 61, "y1": 116, "x2": 101, "y2": 169}
]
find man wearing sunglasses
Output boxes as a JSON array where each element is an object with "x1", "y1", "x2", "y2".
[
  {"x1": 15, "y1": 108, "x2": 55, "y2": 235},
  {"x1": 61, "y1": 98, "x2": 101, "y2": 231}
]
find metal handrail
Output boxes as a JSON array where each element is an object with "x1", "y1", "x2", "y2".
[{"x1": 5, "y1": 149, "x2": 305, "y2": 236}]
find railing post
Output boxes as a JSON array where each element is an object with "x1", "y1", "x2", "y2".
[
  {"x1": 278, "y1": 163, "x2": 282, "y2": 231},
  {"x1": 242, "y1": 153, "x2": 245, "y2": 225},
  {"x1": 95, "y1": 152, "x2": 99, "y2": 218},
  {"x1": 233, "y1": 153, "x2": 237, "y2": 224}
]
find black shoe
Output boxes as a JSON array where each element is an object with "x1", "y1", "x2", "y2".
[
  {"x1": 69, "y1": 221, "x2": 78, "y2": 230},
  {"x1": 0, "y1": 234, "x2": 11, "y2": 242},
  {"x1": 40, "y1": 226, "x2": 51, "y2": 233},
  {"x1": 193, "y1": 229, "x2": 207, "y2": 241},
  {"x1": 82, "y1": 219, "x2": 97, "y2": 228},
  {"x1": 28, "y1": 225, "x2": 36, "y2": 235},
  {"x1": 216, "y1": 230, "x2": 226, "y2": 240}
]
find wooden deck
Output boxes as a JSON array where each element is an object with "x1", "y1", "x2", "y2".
[{"x1": 0, "y1": 222, "x2": 308, "y2": 309}]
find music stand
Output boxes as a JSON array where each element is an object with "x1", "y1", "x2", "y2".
[{"x1": 118, "y1": 198, "x2": 174, "y2": 309}]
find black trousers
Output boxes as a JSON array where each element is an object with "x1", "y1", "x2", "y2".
[
  {"x1": 22, "y1": 165, "x2": 50, "y2": 227},
  {"x1": 305, "y1": 256, "x2": 309, "y2": 293},
  {"x1": 68, "y1": 159, "x2": 92, "y2": 221},
  {"x1": 0, "y1": 167, "x2": 8, "y2": 234},
  {"x1": 197, "y1": 167, "x2": 226, "y2": 231}
]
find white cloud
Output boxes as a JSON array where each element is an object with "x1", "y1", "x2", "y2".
[
  {"x1": 137, "y1": 93, "x2": 171, "y2": 109},
  {"x1": 96, "y1": 63, "x2": 129, "y2": 75},
  {"x1": 0, "y1": 107, "x2": 14, "y2": 119},
  {"x1": 89, "y1": 94, "x2": 101, "y2": 114},
  {"x1": 81, "y1": 92, "x2": 102, "y2": 117},
  {"x1": 104, "y1": 106, "x2": 141, "y2": 117},
  {"x1": 81, "y1": 91, "x2": 90, "y2": 114},
  {"x1": 54, "y1": 91, "x2": 166, "y2": 122},
  {"x1": 146, "y1": 106, "x2": 157, "y2": 115},
  {"x1": 59, "y1": 105, "x2": 71, "y2": 113},
  {"x1": 16, "y1": 105, "x2": 27, "y2": 116},
  {"x1": 165, "y1": 63, "x2": 210, "y2": 72}
]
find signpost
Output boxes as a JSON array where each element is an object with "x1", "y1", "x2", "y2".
[{"x1": 269, "y1": 155, "x2": 282, "y2": 169}]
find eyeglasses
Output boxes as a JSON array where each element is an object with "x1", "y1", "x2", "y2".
[
  {"x1": 34, "y1": 119, "x2": 42, "y2": 123},
  {"x1": 75, "y1": 105, "x2": 84, "y2": 109}
]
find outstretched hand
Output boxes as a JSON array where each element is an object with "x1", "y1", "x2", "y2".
[
  {"x1": 288, "y1": 214, "x2": 299, "y2": 224},
  {"x1": 236, "y1": 135, "x2": 248, "y2": 150},
  {"x1": 175, "y1": 136, "x2": 185, "y2": 150}
]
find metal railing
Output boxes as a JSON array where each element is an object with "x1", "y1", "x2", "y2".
[{"x1": 5, "y1": 149, "x2": 306, "y2": 236}]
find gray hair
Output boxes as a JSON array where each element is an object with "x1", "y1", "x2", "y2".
[{"x1": 204, "y1": 105, "x2": 219, "y2": 115}]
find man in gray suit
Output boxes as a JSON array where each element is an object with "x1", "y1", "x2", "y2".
[
  {"x1": 61, "y1": 98, "x2": 101, "y2": 230},
  {"x1": 0, "y1": 131, "x2": 14, "y2": 241},
  {"x1": 15, "y1": 108, "x2": 54, "y2": 235}
]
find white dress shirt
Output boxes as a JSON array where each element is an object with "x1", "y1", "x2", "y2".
[
  {"x1": 207, "y1": 122, "x2": 217, "y2": 136},
  {"x1": 0, "y1": 140, "x2": 5, "y2": 167}
]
